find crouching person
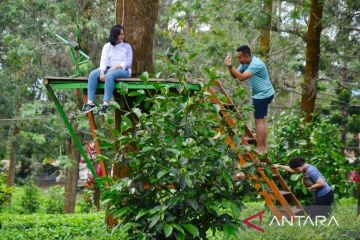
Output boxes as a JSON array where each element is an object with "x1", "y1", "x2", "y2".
[{"x1": 274, "y1": 157, "x2": 334, "y2": 218}]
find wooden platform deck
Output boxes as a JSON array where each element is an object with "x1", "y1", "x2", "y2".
[{"x1": 44, "y1": 76, "x2": 201, "y2": 91}]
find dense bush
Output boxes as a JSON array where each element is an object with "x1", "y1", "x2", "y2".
[
  {"x1": 45, "y1": 185, "x2": 64, "y2": 214},
  {"x1": 100, "y1": 73, "x2": 257, "y2": 239},
  {"x1": 78, "y1": 190, "x2": 94, "y2": 213},
  {"x1": 0, "y1": 173, "x2": 12, "y2": 211},
  {"x1": 0, "y1": 212, "x2": 125, "y2": 239},
  {"x1": 20, "y1": 181, "x2": 41, "y2": 214},
  {"x1": 268, "y1": 111, "x2": 355, "y2": 202}
]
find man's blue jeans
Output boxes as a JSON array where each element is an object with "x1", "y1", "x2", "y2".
[{"x1": 87, "y1": 68, "x2": 130, "y2": 102}]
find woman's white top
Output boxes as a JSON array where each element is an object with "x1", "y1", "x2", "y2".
[{"x1": 99, "y1": 42, "x2": 133, "y2": 75}]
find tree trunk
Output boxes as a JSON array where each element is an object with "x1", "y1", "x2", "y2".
[
  {"x1": 64, "y1": 135, "x2": 80, "y2": 213},
  {"x1": 7, "y1": 125, "x2": 20, "y2": 187},
  {"x1": 300, "y1": 0, "x2": 324, "y2": 122},
  {"x1": 106, "y1": 0, "x2": 159, "y2": 229},
  {"x1": 64, "y1": 91, "x2": 83, "y2": 213},
  {"x1": 116, "y1": 0, "x2": 160, "y2": 76},
  {"x1": 259, "y1": 0, "x2": 273, "y2": 63}
]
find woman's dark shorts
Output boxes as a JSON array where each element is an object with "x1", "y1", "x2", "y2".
[{"x1": 252, "y1": 95, "x2": 274, "y2": 119}]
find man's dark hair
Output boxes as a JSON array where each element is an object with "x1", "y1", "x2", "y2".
[
  {"x1": 236, "y1": 45, "x2": 251, "y2": 56},
  {"x1": 289, "y1": 157, "x2": 305, "y2": 169},
  {"x1": 109, "y1": 24, "x2": 125, "y2": 46}
]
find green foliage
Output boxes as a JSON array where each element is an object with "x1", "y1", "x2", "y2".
[
  {"x1": 100, "y1": 75, "x2": 256, "y2": 239},
  {"x1": 20, "y1": 181, "x2": 41, "y2": 214},
  {"x1": 0, "y1": 212, "x2": 125, "y2": 239},
  {"x1": 45, "y1": 185, "x2": 64, "y2": 214},
  {"x1": 269, "y1": 111, "x2": 355, "y2": 202},
  {"x1": 1, "y1": 200, "x2": 359, "y2": 240},
  {"x1": 237, "y1": 199, "x2": 360, "y2": 240},
  {"x1": 0, "y1": 173, "x2": 12, "y2": 211},
  {"x1": 0, "y1": 0, "x2": 114, "y2": 183},
  {"x1": 79, "y1": 190, "x2": 95, "y2": 213}
]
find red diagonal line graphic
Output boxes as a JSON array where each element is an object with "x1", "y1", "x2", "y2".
[{"x1": 242, "y1": 210, "x2": 265, "y2": 233}]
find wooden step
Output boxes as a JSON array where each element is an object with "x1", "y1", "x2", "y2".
[
  {"x1": 208, "y1": 82, "x2": 304, "y2": 221},
  {"x1": 223, "y1": 103, "x2": 235, "y2": 111},
  {"x1": 257, "y1": 166, "x2": 277, "y2": 172},
  {"x1": 268, "y1": 190, "x2": 292, "y2": 196}
]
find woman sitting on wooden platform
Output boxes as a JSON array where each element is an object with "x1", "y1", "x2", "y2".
[{"x1": 82, "y1": 24, "x2": 133, "y2": 115}]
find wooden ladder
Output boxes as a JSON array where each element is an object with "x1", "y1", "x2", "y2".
[{"x1": 208, "y1": 80, "x2": 305, "y2": 219}]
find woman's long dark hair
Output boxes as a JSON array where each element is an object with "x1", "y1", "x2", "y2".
[{"x1": 108, "y1": 24, "x2": 125, "y2": 46}]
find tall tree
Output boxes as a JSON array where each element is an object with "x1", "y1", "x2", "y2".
[
  {"x1": 300, "y1": 0, "x2": 324, "y2": 122},
  {"x1": 113, "y1": 0, "x2": 160, "y2": 176},
  {"x1": 6, "y1": 126, "x2": 19, "y2": 187},
  {"x1": 63, "y1": 133, "x2": 80, "y2": 213},
  {"x1": 259, "y1": 0, "x2": 273, "y2": 63},
  {"x1": 115, "y1": 0, "x2": 160, "y2": 76},
  {"x1": 63, "y1": 91, "x2": 83, "y2": 213}
]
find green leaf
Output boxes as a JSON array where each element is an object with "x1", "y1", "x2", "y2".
[
  {"x1": 155, "y1": 95, "x2": 166, "y2": 100},
  {"x1": 248, "y1": 166, "x2": 256, "y2": 176},
  {"x1": 142, "y1": 146, "x2": 155, "y2": 152},
  {"x1": 209, "y1": 205, "x2": 221, "y2": 216},
  {"x1": 119, "y1": 83, "x2": 128, "y2": 95},
  {"x1": 128, "y1": 90, "x2": 145, "y2": 96},
  {"x1": 213, "y1": 104, "x2": 221, "y2": 112},
  {"x1": 149, "y1": 214, "x2": 160, "y2": 229},
  {"x1": 111, "y1": 101, "x2": 121, "y2": 110},
  {"x1": 173, "y1": 224, "x2": 185, "y2": 236},
  {"x1": 236, "y1": 86, "x2": 245, "y2": 97},
  {"x1": 290, "y1": 174, "x2": 301, "y2": 181},
  {"x1": 96, "y1": 154, "x2": 110, "y2": 162},
  {"x1": 114, "y1": 208, "x2": 128, "y2": 218},
  {"x1": 229, "y1": 202, "x2": 241, "y2": 219},
  {"x1": 157, "y1": 170, "x2": 169, "y2": 179},
  {"x1": 223, "y1": 224, "x2": 238, "y2": 238},
  {"x1": 139, "y1": 71, "x2": 149, "y2": 82},
  {"x1": 167, "y1": 148, "x2": 181, "y2": 157},
  {"x1": 120, "y1": 116, "x2": 133, "y2": 132},
  {"x1": 132, "y1": 108, "x2": 142, "y2": 118},
  {"x1": 164, "y1": 224, "x2": 173, "y2": 238},
  {"x1": 182, "y1": 224, "x2": 199, "y2": 237},
  {"x1": 135, "y1": 209, "x2": 148, "y2": 221},
  {"x1": 155, "y1": 72, "x2": 161, "y2": 79},
  {"x1": 183, "y1": 173, "x2": 192, "y2": 187}
]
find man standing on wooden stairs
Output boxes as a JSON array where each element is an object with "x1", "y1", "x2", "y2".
[
  {"x1": 224, "y1": 45, "x2": 275, "y2": 154},
  {"x1": 274, "y1": 157, "x2": 334, "y2": 218}
]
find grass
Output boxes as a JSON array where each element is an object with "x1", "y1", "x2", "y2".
[
  {"x1": 0, "y1": 212, "x2": 125, "y2": 240},
  {"x1": 216, "y1": 198, "x2": 360, "y2": 240},
  {"x1": 1, "y1": 196, "x2": 359, "y2": 239}
]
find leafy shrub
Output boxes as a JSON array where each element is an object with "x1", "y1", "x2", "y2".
[
  {"x1": 100, "y1": 74, "x2": 257, "y2": 239},
  {"x1": 0, "y1": 212, "x2": 126, "y2": 239},
  {"x1": 45, "y1": 185, "x2": 64, "y2": 214},
  {"x1": 0, "y1": 173, "x2": 12, "y2": 211},
  {"x1": 79, "y1": 190, "x2": 94, "y2": 213},
  {"x1": 269, "y1": 111, "x2": 355, "y2": 203},
  {"x1": 20, "y1": 181, "x2": 40, "y2": 214}
]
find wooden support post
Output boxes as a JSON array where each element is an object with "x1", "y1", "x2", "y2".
[{"x1": 81, "y1": 93, "x2": 107, "y2": 177}]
